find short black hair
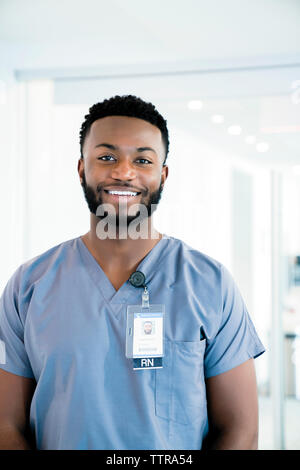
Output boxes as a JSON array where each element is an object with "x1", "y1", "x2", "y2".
[{"x1": 79, "y1": 94, "x2": 169, "y2": 165}]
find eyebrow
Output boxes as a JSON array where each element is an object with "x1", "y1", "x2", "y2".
[{"x1": 94, "y1": 142, "x2": 157, "y2": 155}]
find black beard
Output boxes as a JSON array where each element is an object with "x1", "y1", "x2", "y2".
[{"x1": 80, "y1": 171, "x2": 164, "y2": 226}]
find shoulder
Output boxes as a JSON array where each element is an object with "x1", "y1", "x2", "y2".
[
  {"x1": 164, "y1": 235, "x2": 241, "y2": 317},
  {"x1": 165, "y1": 234, "x2": 222, "y2": 266},
  {"x1": 164, "y1": 234, "x2": 226, "y2": 288},
  {"x1": 19, "y1": 237, "x2": 80, "y2": 283},
  {"x1": 1, "y1": 237, "x2": 80, "y2": 315}
]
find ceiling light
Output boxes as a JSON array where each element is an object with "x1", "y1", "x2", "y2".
[
  {"x1": 245, "y1": 135, "x2": 256, "y2": 144},
  {"x1": 188, "y1": 100, "x2": 203, "y2": 110},
  {"x1": 228, "y1": 125, "x2": 242, "y2": 135},
  {"x1": 211, "y1": 114, "x2": 224, "y2": 124},
  {"x1": 256, "y1": 142, "x2": 269, "y2": 152}
]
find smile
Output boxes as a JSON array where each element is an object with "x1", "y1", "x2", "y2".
[{"x1": 104, "y1": 190, "x2": 141, "y2": 196}]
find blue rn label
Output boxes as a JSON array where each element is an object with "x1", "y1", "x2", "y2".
[{"x1": 133, "y1": 357, "x2": 162, "y2": 370}]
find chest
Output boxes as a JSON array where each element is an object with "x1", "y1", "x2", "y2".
[{"x1": 104, "y1": 269, "x2": 134, "y2": 291}]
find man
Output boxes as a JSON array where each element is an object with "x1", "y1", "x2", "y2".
[
  {"x1": 143, "y1": 321, "x2": 153, "y2": 335},
  {"x1": 0, "y1": 95, "x2": 264, "y2": 450}
]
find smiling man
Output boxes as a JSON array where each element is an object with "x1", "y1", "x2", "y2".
[{"x1": 0, "y1": 95, "x2": 265, "y2": 450}]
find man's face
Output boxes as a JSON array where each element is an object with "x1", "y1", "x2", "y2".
[
  {"x1": 78, "y1": 116, "x2": 168, "y2": 227},
  {"x1": 143, "y1": 321, "x2": 153, "y2": 335}
]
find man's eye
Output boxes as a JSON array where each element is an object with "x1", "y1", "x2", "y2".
[
  {"x1": 97, "y1": 155, "x2": 115, "y2": 161},
  {"x1": 136, "y1": 158, "x2": 152, "y2": 164}
]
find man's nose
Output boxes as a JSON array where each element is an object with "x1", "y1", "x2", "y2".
[{"x1": 111, "y1": 159, "x2": 137, "y2": 180}]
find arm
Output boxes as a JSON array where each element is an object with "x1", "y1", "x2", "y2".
[
  {"x1": 203, "y1": 358, "x2": 259, "y2": 450},
  {"x1": 0, "y1": 369, "x2": 36, "y2": 449}
]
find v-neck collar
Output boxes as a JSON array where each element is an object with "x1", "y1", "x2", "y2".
[{"x1": 76, "y1": 234, "x2": 171, "y2": 307}]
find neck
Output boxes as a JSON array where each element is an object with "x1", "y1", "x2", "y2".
[{"x1": 81, "y1": 214, "x2": 163, "y2": 271}]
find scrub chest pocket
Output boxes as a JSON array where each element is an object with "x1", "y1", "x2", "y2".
[{"x1": 155, "y1": 339, "x2": 207, "y2": 425}]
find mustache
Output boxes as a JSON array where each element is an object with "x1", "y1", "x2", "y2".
[{"x1": 81, "y1": 172, "x2": 147, "y2": 196}]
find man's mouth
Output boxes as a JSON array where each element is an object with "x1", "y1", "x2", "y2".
[{"x1": 104, "y1": 189, "x2": 141, "y2": 197}]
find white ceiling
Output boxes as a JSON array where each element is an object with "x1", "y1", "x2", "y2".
[{"x1": 0, "y1": 0, "x2": 300, "y2": 70}]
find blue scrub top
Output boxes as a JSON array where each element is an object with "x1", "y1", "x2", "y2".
[{"x1": 0, "y1": 234, "x2": 265, "y2": 450}]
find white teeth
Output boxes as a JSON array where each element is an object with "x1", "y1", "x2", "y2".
[{"x1": 107, "y1": 190, "x2": 138, "y2": 196}]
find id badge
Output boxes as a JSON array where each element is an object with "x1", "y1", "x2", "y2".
[{"x1": 126, "y1": 304, "x2": 165, "y2": 370}]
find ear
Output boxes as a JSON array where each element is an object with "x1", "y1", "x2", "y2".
[
  {"x1": 77, "y1": 157, "x2": 84, "y2": 185},
  {"x1": 161, "y1": 164, "x2": 169, "y2": 188}
]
